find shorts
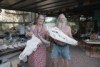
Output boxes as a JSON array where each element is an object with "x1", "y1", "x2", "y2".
[{"x1": 51, "y1": 44, "x2": 71, "y2": 60}]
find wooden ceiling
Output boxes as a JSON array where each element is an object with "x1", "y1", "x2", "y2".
[{"x1": 0, "y1": 0, "x2": 100, "y2": 15}]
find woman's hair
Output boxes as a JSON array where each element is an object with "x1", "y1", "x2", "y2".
[{"x1": 34, "y1": 14, "x2": 45, "y2": 24}]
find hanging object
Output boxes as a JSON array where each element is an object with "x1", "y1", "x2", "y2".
[{"x1": 80, "y1": 15, "x2": 86, "y2": 21}]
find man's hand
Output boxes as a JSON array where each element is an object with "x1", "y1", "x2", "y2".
[{"x1": 54, "y1": 40, "x2": 66, "y2": 45}]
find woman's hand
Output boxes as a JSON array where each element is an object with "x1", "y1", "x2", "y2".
[
  {"x1": 37, "y1": 34, "x2": 50, "y2": 47},
  {"x1": 25, "y1": 32, "x2": 33, "y2": 37}
]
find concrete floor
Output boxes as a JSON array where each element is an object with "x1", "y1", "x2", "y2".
[
  {"x1": 46, "y1": 46, "x2": 100, "y2": 67},
  {"x1": 1, "y1": 46, "x2": 100, "y2": 67}
]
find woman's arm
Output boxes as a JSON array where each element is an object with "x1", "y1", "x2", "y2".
[
  {"x1": 38, "y1": 34, "x2": 50, "y2": 47},
  {"x1": 25, "y1": 25, "x2": 35, "y2": 37}
]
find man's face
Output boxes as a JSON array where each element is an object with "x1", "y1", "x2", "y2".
[
  {"x1": 37, "y1": 16, "x2": 44, "y2": 25},
  {"x1": 57, "y1": 14, "x2": 67, "y2": 27},
  {"x1": 58, "y1": 17, "x2": 65, "y2": 23}
]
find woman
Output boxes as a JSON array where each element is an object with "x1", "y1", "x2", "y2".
[{"x1": 26, "y1": 15, "x2": 48, "y2": 67}]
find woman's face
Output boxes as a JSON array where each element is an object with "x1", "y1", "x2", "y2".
[{"x1": 37, "y1": 15, "x2": 44, "y2": 25}]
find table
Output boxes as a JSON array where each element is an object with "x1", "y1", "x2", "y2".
[
  {"x1": 0, "y1": 47, "x2": 24, "y2": 57},
  {"x1": 83, "y1": 40, "x2": 100, "y2": 57}
]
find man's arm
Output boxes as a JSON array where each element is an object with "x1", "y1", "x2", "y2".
[{"x1": 68, "y1": 26, "x2": 73, "y2": 38}]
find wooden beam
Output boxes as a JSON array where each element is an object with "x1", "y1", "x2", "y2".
[
  {"x1": 26, "y1": 0, "x2": 73, "y2": 10},
  {"x1": 0, "y1": 0, "x2": 3, "y2": 3},
  {"x1": 18, "y1": 0, "x2": 47, "y2": 9},
  {"x1": 26, "y1": 0, "x2": 66, "y2": 10},
  {"x1": 5, "y1": 11, "x2": 29, "y2": 15},
  {"x1": 75, "y1": 0, "x2": 84, "y2": 6},
  {"x1": 0, "y1": 22, "x2": 31, "y2": 24},
  {"x1": 38, "y1": 1, "x2": 76, "y2": 10},
  {"x1": 43, "y1": 3, "x2": 76, "y2": 11},
  {"x1": 8, "y1": 0, "x2": 26, "y2": 7}
]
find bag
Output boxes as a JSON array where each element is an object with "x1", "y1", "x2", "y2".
[
  {"x1": 47, "y1": 27, "x2": 78, "y2": 46},
  {"x1": 19, "y1": 34, "x2": 42, "y2": 61}
]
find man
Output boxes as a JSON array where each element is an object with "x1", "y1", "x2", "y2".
[{"x1": 51, "y1": 14, "x2": 72, "y2": 67}]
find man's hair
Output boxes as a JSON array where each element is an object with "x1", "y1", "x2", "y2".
[{"x1": 56, "y1": 14, "x2": 68, "y2": 26}]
